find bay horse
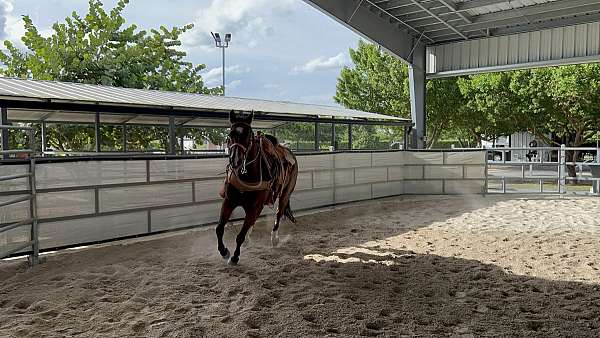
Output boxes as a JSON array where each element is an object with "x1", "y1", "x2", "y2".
[{"x1": 216, "y1": 110, "x2": 298, "y2": 265}]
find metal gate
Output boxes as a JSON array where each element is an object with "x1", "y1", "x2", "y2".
[
  {"x1": 0, "y1": 125, "x2": 39, "y2": 265},
  {"x1": 486, "y1": 145, "x2": 600, "y2": 195}
]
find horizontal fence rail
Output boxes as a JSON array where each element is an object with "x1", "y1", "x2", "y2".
[
  {"x1": 0, "y1": 150, "x2": 487, "y2": 258},
  {"x1": 485, "y1": 145, "x2": 600, "y2": 195}
]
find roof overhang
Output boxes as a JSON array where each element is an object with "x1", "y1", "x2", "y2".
[
  {"x1": 304, "y1": 0, "x2": 600, "y2": 77},
  {"x1": 0, "y1": 78, "x2": 411, "y2": 127}
]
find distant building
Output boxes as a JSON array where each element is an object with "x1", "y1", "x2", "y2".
[{"x1": 485, "y1": 131, "x2": 551, "y2": 162}]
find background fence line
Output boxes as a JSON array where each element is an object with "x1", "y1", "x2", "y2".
[{"x1": 0, "y1": 150, "x2": 486, "y2": 261}]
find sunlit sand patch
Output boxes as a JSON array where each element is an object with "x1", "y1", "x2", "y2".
[
  {"x1": 304, "y1": 253, "x2": 396, "y2": 266},
  {"x1": 334, "y1": 246, "x2": 416, "y2": 259}
]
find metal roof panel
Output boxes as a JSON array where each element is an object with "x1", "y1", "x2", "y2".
[{"x1": 0, "y1": 77, "x2": 407, "y2": 123}]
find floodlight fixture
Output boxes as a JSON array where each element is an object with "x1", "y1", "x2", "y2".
[{"x1": 211, "y1": 32, "x2": 232, "y2": 95}]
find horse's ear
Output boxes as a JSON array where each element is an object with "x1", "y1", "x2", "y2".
[
  {"x1": 247, "y1": 110, "x2": 254, "y2": 124},
  {"x1": 229, "y1": 110, "x2": 236, "y2": 124}
]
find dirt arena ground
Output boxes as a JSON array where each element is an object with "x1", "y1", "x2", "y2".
[{"x1": 1, "y1": 195, "x2": 600, "y2": 337}]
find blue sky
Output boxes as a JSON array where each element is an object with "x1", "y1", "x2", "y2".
[{"x1": 0, "y1": 0, "x2": 363, "y2": 106}]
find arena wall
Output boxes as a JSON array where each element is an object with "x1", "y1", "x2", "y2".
[{"x1": 0, "y1": 150, "x2": 486, "y2": 252}]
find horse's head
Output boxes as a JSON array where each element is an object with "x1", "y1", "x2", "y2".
[{"x1": 227, "y1": 110, "x2": 254, "y2": 171}]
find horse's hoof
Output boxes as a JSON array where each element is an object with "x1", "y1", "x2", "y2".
[
  {"x1": 220, "y1": 248, "x2": 230, "y2": 260},
  {"x1": 228, "y1": 256, "x2": 239, "y2": 265},
  {"x1": 271, "y1": 232, "x2": 279, "y2": 247}
]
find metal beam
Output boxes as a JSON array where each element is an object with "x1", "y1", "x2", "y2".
[
  {"x1": 455, "y1": 0, "x2": 513, "y2": 12},
  {"x1": 331, "y1": 122, "x2": 336, "y2": 150},
  {"x1": 428, "y1": 54, "x2": 600, "y2": 79},
  {"x1": 437, "y1": 0, "x2": 472, "y2": 24},
  {"x1": 0, "y1": 106, "x2": 8, "y2": 159},
  {"x1": 450, "y1": 0, "x2": 600, "y2": 36},
  {"x1": 122, "y1": 123, "x2": 127, "y2": 152},
  {"x1": 168, "y1": 116, "x2": 176, "y2": 155},
  {"x1": 427, "y1": 20, "x2": 600, "y2": 77},
  {"x1": 348, "y1": 124, "x2": 353, "y2": 150},
  {"x1": 303, "y1": 0, "x2": 428, "y2": 62},
  {"x1": 407, "y1": 0, "x2": 468, "y2": 39},
  {"x1": 314, "y1": 122, "x2": 320, "y2": 151},
  {"x1": 0, "y1": 100, "x2": 410, "y2": 127},
  {"x1": 482, "y1": 10, "x2": 600, "y2": 38},
  {"x1": 365, "y1": 0, "x2": 434, "y2": 42},
  {"x1": 40, "y1": 121, "x2": 46, "y2": 153},
  {"x1": 409, "y1": 43, "x2": 426, "y2": 149},
  {"x1": 94, "y1": 111, "x2": 101, "y2": 153}
]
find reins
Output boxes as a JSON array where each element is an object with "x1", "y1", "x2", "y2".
[{"x1": 226, "y1": 124, "x2": 273, "y2": 192}]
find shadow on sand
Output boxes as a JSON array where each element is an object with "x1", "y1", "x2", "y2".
[{"x1": 0, "y1": 196, "x2": 599, "y2": 337}]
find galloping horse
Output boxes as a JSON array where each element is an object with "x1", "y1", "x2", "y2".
[{"x1": 216, "y1": 110, "x2": 298, "y2": 265}]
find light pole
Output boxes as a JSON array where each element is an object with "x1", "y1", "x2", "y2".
[{"x1": 211, "y1": 32, "x2": 231, "y2": 96}]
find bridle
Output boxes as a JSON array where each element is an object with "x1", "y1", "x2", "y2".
[
  {"x1": 227, "y1": 122, "x2": 260, "y2": 175},
  {"x1": 224, "y1": 122, "x2": 281, "y2": 194}
]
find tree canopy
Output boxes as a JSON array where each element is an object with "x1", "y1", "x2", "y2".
[
  {"x1": 1, "y1": 0, "x2": 219, "y2": 95},
  {"x1": 335, "y1": 40, "x2": 600, "y2": 150},
  {"x1": 1, "y1": 0, "x2": 226, "y2": 151}
]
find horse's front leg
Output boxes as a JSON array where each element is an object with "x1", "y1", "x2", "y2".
[
  {"x1": 217, "y1": 199, "x2": 235, "y2": 259},
  {"x1": 228, "y1": 205, "x2": 263, "y2": 265}
]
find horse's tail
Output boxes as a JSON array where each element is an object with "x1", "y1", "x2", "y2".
[{"x1": 284, "y1": 201, "x2": 296, "y2": 223}]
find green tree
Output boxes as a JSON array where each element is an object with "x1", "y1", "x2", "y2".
[
  {"x1": 510, "y1": 65, "x2": 600, "y2": 176},
  {"x1": 456, "y1": 72, "x2": 522, "y2": 144},
  {"x1": 335, "y1": 41, "x2": 464, "y2": 148},
  {"x1": 511, "y1": 66, "x2": 600, "y2": 147},
  {"x1": 0, "y1": 0, "x2": 223, "y2": 152},
  {"x1": 426, "y1": 77, "x2": 464, "y2": 147},
  {"x1": 335, "y1": 41, "x2": 410, "y2": 117}
]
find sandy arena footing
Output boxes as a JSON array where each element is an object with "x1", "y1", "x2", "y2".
[{"x1": 1, "y1": 195, "x2": 600, "y2": 337}]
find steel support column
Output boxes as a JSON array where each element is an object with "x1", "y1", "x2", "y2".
[
  {"x1": 180, "y1": 132, "x2": 185, "y2": 155},
  {"x1": 331, "y1": 123, "x2": 336, "y2": 150},
  {"x1": 348, "y1": 124, "x2": 353, "y2": 150},
  {"x1": 168, "y1": 116, "x2": 176, "y2": 155},
  {"x1": 41, "y1": 122, "x2": 46, "y2": 154},
  {"x1": 314, "y1": 122, "x2": 320, "y2": 151},
  {"x1": 409, "y1": 43, "x2": 427, "y2": 149},
  {"x1": 94, "y1": 111, "x2": 101, "y2": 153},
  {"x1": 1, "y1": 106, "x2": 9, "y2": 159},
  {"x1": 122, "y1": 123, "x2": 127, "y2": 152}
]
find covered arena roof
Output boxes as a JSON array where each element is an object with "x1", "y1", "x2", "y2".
[
  {"x1": 305, "y1": 0, "x2": 600, "y2": 77},
  {"x1": 0, "y1": 77, "x2": 409, "y2": 128}
]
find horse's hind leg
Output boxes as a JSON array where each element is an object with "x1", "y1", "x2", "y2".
[
  {"x1": 216, "y1": 200, "x2": 235, "y2": 259},
  {"x1": 272, "y1": 164, "x2": 297, "y2": 247},
  {"x1": 271, "y1": 194, "x2": 289, "y2": 247}
]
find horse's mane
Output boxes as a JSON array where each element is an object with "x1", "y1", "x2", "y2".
[{"x1": 263, "y1": 134, "x2": 279, "y2": 146}]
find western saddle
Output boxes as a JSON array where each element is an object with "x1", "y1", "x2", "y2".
[{"x1": 220, "y1": 132, "x2": 296, "y2": 206}]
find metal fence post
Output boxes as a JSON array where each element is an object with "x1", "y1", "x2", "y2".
[
  {"x1": 314, "y1": 122, "x2": 319, "y2": 151},
  {"x1": 1, "y1": 106, "x2": 9, "y2": 160},
  {"x1": 484, "y1": 150, "x2": 488, "y2": 196},
  {"x1": 596, "y1": 144, "x2": 600, "y2": 195},
  {"x1": 28, "y1": 129, "x2": 39, "y2": 265},
  {"x1": 559, "y1": 144, "x2": 566, "y2": 195}
]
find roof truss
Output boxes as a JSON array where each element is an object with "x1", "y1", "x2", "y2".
[{"x1": 305, "y1": 0, "x2": 600, "y2": 76}]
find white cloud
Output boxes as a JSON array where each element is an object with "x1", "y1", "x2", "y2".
[
  {"x1": 228, "y1": 79, "x2": 242, "y2": 89},
  {"x1": 1, "y1": 0, "x2": 25, "y2": 47},
  {"x1": 181, "y1": 0, "x2": 296, "y2": 51},
  {"x1": 201, "y1": 64, "x2": 250, "y2": 86},
  {"x1": 293, "y1": 52, "x2": 349, "y2": 74}
]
